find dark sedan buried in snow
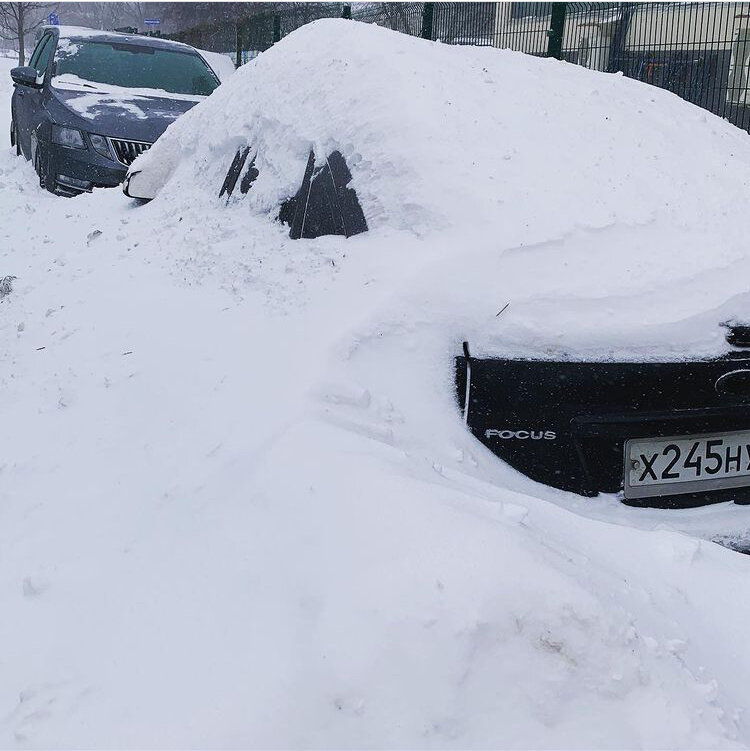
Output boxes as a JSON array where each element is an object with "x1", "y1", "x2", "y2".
[
  {"x1": 115, "y1": 19, "x2": 750, "y2": 511},
  {"x1": 10, "y1": 26, "x2": 219, "y2": 196}
]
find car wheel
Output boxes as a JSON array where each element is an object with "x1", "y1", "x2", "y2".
[
  {"x1": 10, "y1": 121, "x2": 21, "y2": 156},
  {"x1": 34, "y1": 145, "x2": 48, "y2": 191}
]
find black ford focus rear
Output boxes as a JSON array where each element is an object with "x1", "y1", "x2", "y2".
[{"x1": 457, "y1": 331, "x2": 750, "y2": 508}]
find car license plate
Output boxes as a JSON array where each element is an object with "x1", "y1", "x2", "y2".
[{"x1": 624, "y1": 430, "x2": 750, "y2": 499}]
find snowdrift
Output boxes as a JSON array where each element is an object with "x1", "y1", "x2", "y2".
[
  {"x1": 133, "y1": 18, "x2": 750, "y2": 360},
  {"x1": 2, "y1": 25, "x2": 750, "y2": 749}
]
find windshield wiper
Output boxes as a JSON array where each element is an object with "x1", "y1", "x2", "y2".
[{"x1": 56, "y1": 78, "x2": 99, "y2": 89}]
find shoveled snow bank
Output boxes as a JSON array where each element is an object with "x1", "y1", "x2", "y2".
[{"x1": 2, "y1": 26, "x2": 750, "y2": 749}]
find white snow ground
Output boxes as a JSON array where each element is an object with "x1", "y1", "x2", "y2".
[{"x1": 2, "y1": 22, "x2": 750, "y2": 748}]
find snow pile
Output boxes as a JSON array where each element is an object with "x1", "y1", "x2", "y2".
[
  {"x1": 3, "y1": 27, "x2": 750, "y2": 749},
  {"x1": 138, "y1": 17, "x2": 750, "y2": 237},
  {"x1": 135, "y1": 18, "x2": 750, "y2": 359}
]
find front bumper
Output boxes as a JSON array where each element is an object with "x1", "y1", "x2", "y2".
[{"x1": 47, "y1": 141, "x2": 127, "y2": 196}]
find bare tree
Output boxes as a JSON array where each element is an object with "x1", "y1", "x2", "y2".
[
  {"x1": 126, "y1": 2, "x2": 148, "y2": 28},
  {"x1": 46, "y1": 2, "x2": 148, "y2": 32},
  {"x1": 82, "y1": 2, "x2": 125, "y2": 29},
  {"x1": 0, "y1": 2, "x2": 51, "y2": 64}
]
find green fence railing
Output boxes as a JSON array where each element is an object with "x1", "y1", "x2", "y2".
[{"x1": 160, "y1": 2, "x2": 750, "y2": 134}]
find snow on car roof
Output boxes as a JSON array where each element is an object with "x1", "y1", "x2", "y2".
[{"x1": 47, "y1": 24, "x2": 195, "y2": 52}]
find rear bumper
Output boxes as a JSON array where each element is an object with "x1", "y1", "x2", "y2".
[
  {"x1": 48, "y1": 142, "x2": 127, "y2": 195},
  {"x1": 456, "y1": 352, "x2": 750, "y2": 508}
]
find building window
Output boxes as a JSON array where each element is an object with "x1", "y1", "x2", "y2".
[
  {"x1": 510, "y1": 3, "x2": 552, "y2": 20},
  {"x1": 727, "y1": 23, "x2": 750, "y2": 105}
]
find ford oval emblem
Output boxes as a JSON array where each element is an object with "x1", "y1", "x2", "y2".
[{"x1": 715, "y1": 369, "x2": 750, "y2": 399}]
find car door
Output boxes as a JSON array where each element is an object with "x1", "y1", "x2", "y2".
[{"x1": 14, "y1": 32, "x2": 54, "y2": 158}]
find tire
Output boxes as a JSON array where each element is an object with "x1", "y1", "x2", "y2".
[
  {"x1": 34, "y1": 144, "x2": 48, "y2": 191},
  {"x1": 10, "y1": 121, "x2": 20, "y2": 156}
]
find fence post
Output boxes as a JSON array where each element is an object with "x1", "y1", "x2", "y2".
[
  {"x1": 235, "y1": 21, "x2": 242, "y2": 68},
  {"x1": 608, "y1": 3, "x2": 633, "y2": 73},
  {"x1": 547, "y1": 3, "x2": 567, "y2": 59},
  {"x1": 421, "y1": 2, "x2": 434, "y2": 40},
  {"x1": 342, "y1": 4, "x2": 351, "y2": 19},
  {"x1": 273, "y1": 14, "x2": 281, "y2": 43}
]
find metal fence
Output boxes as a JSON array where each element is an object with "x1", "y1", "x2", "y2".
[
  {"x1": 166, "y1": 2, "x2": 750, "y2": 134},
  {"x1": 497, "y1": 2, "x2": 750, "y2": 133}
]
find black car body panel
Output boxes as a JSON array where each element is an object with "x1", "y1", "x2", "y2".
[
  {"x1": 48, "y1": 87, "x2": 196, "y2": 142},
  {"x1": 10, "y1": 26, "x2": 217, "y2": 195},
  {"x1": 456, "y1": 342, "x2": 750, "y2": 508}
]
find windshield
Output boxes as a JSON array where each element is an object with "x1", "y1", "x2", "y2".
[{"x1": 54, "y1": 39, "x2": 219, "y2": 96}]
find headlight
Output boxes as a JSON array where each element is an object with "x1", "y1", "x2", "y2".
[
  {"x1": 51, "y1": 125, "x2": 85, "y2": 149},
  {"x1": 89, "y1": 133, "x2": 112, "y2": 159}
]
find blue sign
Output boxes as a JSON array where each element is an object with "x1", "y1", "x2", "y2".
[
  {"x1": 144, "y1": 18, "x2": 160, "y2": 26},
  {"x1": 48, "y1": 12, "x2": 59, "y2": 25}
]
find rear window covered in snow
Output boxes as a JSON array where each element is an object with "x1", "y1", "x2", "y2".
[
  {"x1": 55, "y1": 40, "x2": 219, "y2": 96},
  {"x1": 219, "y1": 146, "x2": 367, "y2": 240},
  {"x1": 219, "y1": 147, "x2": 252, "y2": 198},
  {"x1": 280, "y1": 150, "x2": 367, "y2": 240}
]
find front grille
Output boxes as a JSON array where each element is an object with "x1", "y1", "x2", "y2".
[{"x1": 109, "y1": 138, "x2": 152, "y2": 167}]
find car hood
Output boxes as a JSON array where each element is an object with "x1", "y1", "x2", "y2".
[{"x1": 49, "y1": 81, "x2": 204, "y2": 142}]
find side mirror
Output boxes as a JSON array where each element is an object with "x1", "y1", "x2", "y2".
[
  {"x1": 11, "y1": 66, "x2": 43, "y2": 88},
  {"x1": 123, "y1": 171, "x2": 156, "y2": 201}
]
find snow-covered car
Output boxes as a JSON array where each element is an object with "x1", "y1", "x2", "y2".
[
  {"x1": 10, "y1": 26, "x2": 220, "y2": 196},
  {"x1": 120, "y1": 19, "x2": 750, "y2": 509}
]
